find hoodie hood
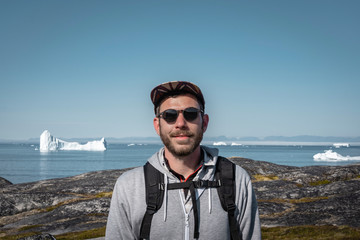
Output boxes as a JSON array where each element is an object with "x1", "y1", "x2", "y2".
[{"x1": 147, "y1": 145, "x2": 221, "y2": 224}]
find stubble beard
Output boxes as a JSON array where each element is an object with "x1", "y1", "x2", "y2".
[{"x1": 159, "y1": 125, "x2": 204, "y2": 157}]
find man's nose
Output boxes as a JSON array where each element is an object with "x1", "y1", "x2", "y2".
[{"x1": 175, "y1": 112, "x2": 187, "y2": 128}]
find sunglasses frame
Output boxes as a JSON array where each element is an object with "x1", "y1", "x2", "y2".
[{"x1": 157, "y1": 107, "x2": 204, "y2": 123}]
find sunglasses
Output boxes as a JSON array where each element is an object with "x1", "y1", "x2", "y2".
[{"x1": 157, "y1": 107, "x2": 203, "y2": 123}]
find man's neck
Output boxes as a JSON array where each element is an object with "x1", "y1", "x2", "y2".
[{"x1": 164, "y1": 147, "x2": 202, "y2": 179}]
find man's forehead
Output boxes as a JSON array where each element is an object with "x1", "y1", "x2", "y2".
[{"x1": 159, "y1": 94, "x2": 200, "y2": 110}]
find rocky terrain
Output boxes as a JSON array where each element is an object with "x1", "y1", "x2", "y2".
[{"x1": 1, "y1": 158, "x2": 360, "y2": 239}]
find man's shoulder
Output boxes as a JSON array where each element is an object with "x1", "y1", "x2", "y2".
[
  {"x1": 115, "y1": 166, "x2": 145, "y2": 184},
  {"x1": 217, "y1": 156, "x2": 251, "y2": 182}
]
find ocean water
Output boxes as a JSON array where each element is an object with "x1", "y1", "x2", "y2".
[{"x1": 1, "y1": 143, "x2": 360, "y2": 184}]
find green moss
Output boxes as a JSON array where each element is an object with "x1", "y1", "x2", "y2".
[
  {"x1": 3, "y1": 225, "x2": 359, "y2": 240},
  {"x1": 262, "y1": 225, "x2": 360, "y2": 240},
  {"x1": 289, "y1": 196, "x2": 329, "y2": 204},
  {"x1": 95, "y1": 191, "x2": 112, "y2": 198},
  {"x1": 253, "y1": 174, "x2": 279, "y2": 182},
  {"x1": 54, "y1": 226, "x2": 106, "y2": 240},
  {"x1": 44, "y1": 191, "x2": 112, "y2": 212},
  {"x1": 0, "y1": 231, "x2": 42, "y2": 240},
  {"x1": 0, "y1": 225, "x2": 44, "y2": 240},
  {"x1": 44, "y1": 202, "x2": 64, "y2": 212},
  {"x1": 18, "y1": 224, "x2": 43, "y2": 231},
  {"x1": 309, "y1": 179, "x2": 331, "y2": 186},
  {"x1": 87, "y1": 212, "x2": 107, "y2": 217},
  {"x1": 259, "y1": 196, "x2": 329, "y2": 205}
]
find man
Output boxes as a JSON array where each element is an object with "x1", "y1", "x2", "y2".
[{"x1": 106, "y1": 81, "x2": 261, "y2": 240}]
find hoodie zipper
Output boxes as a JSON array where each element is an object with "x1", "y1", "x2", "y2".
[
  {"x1": 185, "y1": 213, "x2": 190, "y2": 240},
  {"x1": 179, "y1": 190, "x2": 190, "y2": 240}
]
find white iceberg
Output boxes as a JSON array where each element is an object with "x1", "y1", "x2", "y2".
[
  {"x1": 213, "y1": 141, "x2": 227, "y2": 146},
  {"x1": 40, "y1": 130, "x2": 107, "y2": 152},
  {"x1": 313, "y1": 150, "x2": 360, "y2": 161},
  {"x1": 333, "y1": 143, "x2": 350, "y2": 148},
  {"x1": 231, "y1": 142, "x2": 242, "y2": 146}
]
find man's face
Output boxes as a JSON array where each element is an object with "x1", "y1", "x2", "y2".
[{"x1": 153, "y1": 94, "x2": 209, "y2": 157}]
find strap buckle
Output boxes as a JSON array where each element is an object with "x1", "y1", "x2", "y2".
[
  {"x1": 227, "y1": 202, "x2": 236, "y2": 212},
  {"x1": 194, "y1": 180, "x2": 208, "y2": 188},
  {"x1": 146, "y1": 203, "x2": 157, "y2": 214}
]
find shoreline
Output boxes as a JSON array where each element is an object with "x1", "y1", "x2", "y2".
[
  {"x1": 1, "y1": 158, "x2": 360, "y2": 239},
  {"x1": 2, "y1": 159, "x2": 360, "y2": 186}
]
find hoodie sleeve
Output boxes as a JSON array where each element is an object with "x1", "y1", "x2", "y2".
[
  {"x1": 105, "y1": 175, "x2": 137, "y2": 240},
  {"x1": 235, "y1": 166, "x2": 262, "y2": 240},
  {"x1": 105, "y1": 168, "x2": 147, "y2": 240}
]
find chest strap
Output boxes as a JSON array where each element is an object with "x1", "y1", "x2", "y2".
[{"x1": 140, "y1": 157, "x2": 241, "y2": 240}]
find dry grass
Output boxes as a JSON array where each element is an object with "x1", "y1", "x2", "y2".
[
  {"x1": 253, "y1": 174, "x2": 279, "y2": 182},
  {"x1": 262, "y1": 225, "x2": 360, "y2": 240}
]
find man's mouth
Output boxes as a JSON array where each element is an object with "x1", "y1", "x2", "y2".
[
  {"x1": 170, "y1": 131, "x2": 193, "y2": 139},
  {"x1": 174, "y1": 135, "x2": 190, "y2": 140}
]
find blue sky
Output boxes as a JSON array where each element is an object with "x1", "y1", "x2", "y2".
[{"x1": 1, "y1": 0, "x2": 359, "y2": 140}]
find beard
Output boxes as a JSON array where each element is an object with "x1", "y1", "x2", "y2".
[{"x1": 159, "y1": 126, "x2": 204, "y2": 157}]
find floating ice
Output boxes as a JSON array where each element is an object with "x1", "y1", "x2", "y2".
[
  {"x1": 213, "y1": 141, "x2": 227, "y2": 146},
  {"x1": 127, "y1": 143, "x2": 145, "y2": 147},
  {"x1": 39, "y1": 130, "x2": 107, "y2": 152},
  {"x1": 231, "y1": 142, "x2": 243, "y2": 146},
  {"x1": 313, "y1": 150, "x2": 360, "y2": 161},
  {"x1": 333, "y1": 143, "x2": 350, "y2": 148}
]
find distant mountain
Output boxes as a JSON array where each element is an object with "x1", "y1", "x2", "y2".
[
  {"x1": 1, "y1": 135, "x2": 360, "y2": 144},
  {"x1": 262, "y1": 135, "x2": 360, "y2": 142},
  {"x1": 203, "y1": 136, "x2": 261, "y2": 142}
]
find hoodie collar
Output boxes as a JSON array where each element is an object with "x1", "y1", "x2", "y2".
[{"x1": 150, "y1": 146, "x2": 219, "y2": 176}]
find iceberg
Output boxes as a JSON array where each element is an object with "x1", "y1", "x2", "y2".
[
  {"x1": 333, "y1": 143, "x2": 350, "y2": 148},
  {"x1": 213, "y1": 142, "x2": 227, "y2": 146},
  {"x1": 313, "y1": 150, "x2": 360, "y2": 162},
  {"x1": 40, "y1": 130, "x2": 107, "y2": 152},
  {"x1": 231, "y1": 142, "x2": 242, "y2": 146}
]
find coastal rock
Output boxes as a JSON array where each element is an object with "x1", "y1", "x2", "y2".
[
  {"x1": 1, "y1": 159, "x2": 359, "y2": 238},
  {"x1": 0, "y1": 177, "x2": 12, "y2": 187},
  {"x1": 18, "y1": 233, "x2": 56, "y2": 240},
  {"x1": 230, "y1": 157, "x2": 360, "y2": 228}
]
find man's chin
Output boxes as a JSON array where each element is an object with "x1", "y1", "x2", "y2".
[
  {"x1": 170, "y1": 147, "x2": 195, "y2": 157},
  {"x1": 167, "y1": 141, "x2": 196, "y2": 156},
  {"x1": 160, "y1": 131, "x2": 203, "y2": 157},
  {"x1": 173, "y1": 137, "x2": 192, "y2": 145}
]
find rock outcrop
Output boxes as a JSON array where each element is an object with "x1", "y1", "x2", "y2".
[
  {"x1": 0, "y1": 177, "x2": 12, "y2": 188},
  {"x1": 1, "y1": 159, "x2": 359, "y2": 239},
  {"x1": 230, "y1": 158, "x2": 360, "y2": 228}
]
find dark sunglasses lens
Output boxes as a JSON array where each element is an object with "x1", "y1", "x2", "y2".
[
  {"x1": 162, "y1": 109, "x2": 178, "y2": 122},
  {"x1": 183, "y1": 108, "x2": 199, "y2": 121}
]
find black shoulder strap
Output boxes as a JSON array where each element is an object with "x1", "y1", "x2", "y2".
[
  {"x1": 140, "y1": 158, "x2": 241, "y2": 240},
  {"x1": 140, "y1": 162, "x2": 164, "y2": 240},
  {"x1": 216, "y1": 157, "x2": 242, "y2": 240}
]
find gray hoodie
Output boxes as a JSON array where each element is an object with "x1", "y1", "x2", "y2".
[{"x1": 106, "y1": 146, "x2": 261, "y2": 240}]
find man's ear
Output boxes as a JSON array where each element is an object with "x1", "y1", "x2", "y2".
[
  {"x1": 153, "y1": 117, "x2": 160, "y2": 136},
  {"x1": 202, "y1": 114, "x2": 209, "y2": 132}
]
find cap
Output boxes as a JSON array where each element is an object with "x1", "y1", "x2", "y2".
[{"x1": 150, "y1": 81, "x2": 205, "y2": 110}]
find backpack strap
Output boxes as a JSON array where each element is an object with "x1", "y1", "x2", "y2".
[
  {"x1": 140, "y1": 162, "x2": 164, "y2": 240},
  {"x1": 140, "y1": 157, "x2": 241, "y2": 240},
  {"x1": 216, "y1": 157, "x2": 242, "y2": 240}
]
